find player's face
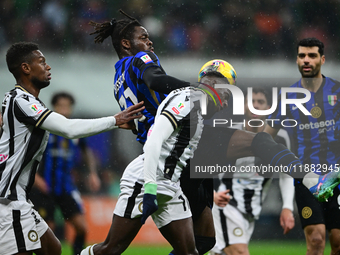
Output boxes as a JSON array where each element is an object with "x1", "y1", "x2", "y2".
[
  {"x1": 29, "y1": 50, "x2": 51, "y2": 89},
  {"x1": 54, "y1": 97, "x2": 73, "y2": 118},
  {"x1": 130, "y1": 26, "x2": 154, "y2": 55},
  {"x1": 296, "y1": 46, "x2": 325, "y2": 78},
  {"x1": 244, "y1": 92, "x2": 269, "y2": 120}
]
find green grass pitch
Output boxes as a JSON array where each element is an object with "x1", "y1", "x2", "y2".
[{"x1": 61, "y1": 241, "x2": 331, "y2": 254}]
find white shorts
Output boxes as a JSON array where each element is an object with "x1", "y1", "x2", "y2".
[
  {"x1": 0, "y1": 200, "x2": 49, "y2": 254},
  {"x1": 114, "y1": 155, "x2": 191, "y2": 228},
  {"x1": 211, "y1": 203, "x2": 255, "y2": 253}
]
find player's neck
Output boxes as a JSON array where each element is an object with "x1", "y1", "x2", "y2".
[
  {"x1": 16, "y1": 82, "x2": 40, "y2": 98},
  {"x1": 301, "y1": 74, "x2": 323, "y2": 93}
]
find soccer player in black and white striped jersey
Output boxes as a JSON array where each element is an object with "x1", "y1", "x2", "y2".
[
  {"x1": 0, "y1": 42, "x2": 144, "y2": 255},
  {"x1": 211, "y1": 88, "x2": 295, "y2": 255}
]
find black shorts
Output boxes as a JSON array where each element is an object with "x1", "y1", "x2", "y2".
[
  {"x1": 193, "y1": 126, "x2": 237, "y2": 168},
  {"x1": 30, "y1": 187, "x2": 83, "y2": 221},
  {"x1": 182, "y1": 126, "x2": 237, "y2": 221},
  {"x1": 180, "y1": 173, "x2": 213, "y2": 222},
  {"x1": 295, "y1": 182, "x2": 340, "y2": 230}
]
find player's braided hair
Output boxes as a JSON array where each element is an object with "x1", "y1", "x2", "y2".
[{"x1": 89, "y1": 9, "x2": 141, "y2": 56}]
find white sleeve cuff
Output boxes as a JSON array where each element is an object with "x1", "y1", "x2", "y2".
[{"x1": 279, "y1": 173, "x2": 295, "y2": 212}]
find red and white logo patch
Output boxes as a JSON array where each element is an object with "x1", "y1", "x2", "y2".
[
  {"x1": 171, "y1": 107, "x2": 180, "y2": 114},
  {"x1": 140, "y1": 54, "x2": 152, "y2": 64}
]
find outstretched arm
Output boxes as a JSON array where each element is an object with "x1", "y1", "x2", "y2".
[
  {"x1": 143, "y1": 67, "x2": 191, "y2": 94},
  {"x1": 41, "y1": 102, "x2": 144, "y2": 139},
  {"x1": 141, "y1": 114, "x2": 175, "y2": 224}
]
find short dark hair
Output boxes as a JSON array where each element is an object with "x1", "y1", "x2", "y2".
[
  {"x1": 201, "y1": 71, "x2": 225, "y2": 80},
  {"x1": 89, "y1": 9, "x2": 141, "y2": 57},
  {"x1": 245, "y1": 87, "x2": 271, "y2": 105},
  {"x1": 6, "y1": 42, "x2": 39, "y2": 78},
  {"x1": 297, "y1": 37, "x2": 324, "y2": 56},
  {"x1": 51, "y1": 92, "x2": 75, "y2": 106}
]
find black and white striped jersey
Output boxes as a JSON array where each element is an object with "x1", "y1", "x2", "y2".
[
  {"x1": 145, "y1": 87, "x2": 205, "y2": 183},
  {"x1": 216, "y1": 125, "x2": 292, "y2": 219},
  {"x1": 0, "y1": 85, "x2": 52, "y2": 202}
]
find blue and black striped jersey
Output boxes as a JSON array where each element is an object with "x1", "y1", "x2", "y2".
[
  {"x1": 269, "y1": 76, "x2": 340, "y2": 171},
  {"x1": 38, "y1": 135, "x2": 85, "y2": 195},
  {"x1": 114, "y1": 51, "x2": 167, "y2": 144}
]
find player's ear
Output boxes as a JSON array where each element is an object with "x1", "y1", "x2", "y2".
[
  {"x1": 321, "y1": 55, "x2": 325, "y2": 65},
  {"x1": 121, "y1": 39, "x2": 131, "y2": 50},
  {"x1": 21, "y1": 63, "x2": 30, "y2": 75}
]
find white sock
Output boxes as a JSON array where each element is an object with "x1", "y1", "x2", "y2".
[{"x1": 80, "y1": 244, "x2": 96, "y2": 255}]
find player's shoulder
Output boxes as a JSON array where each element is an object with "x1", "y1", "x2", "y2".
[
  {"x1": 289, "y1": 80, "x2": 301, "y2": 88},
  {"x1": 325, "y1": 76, "x2": 340, "y2": 88},
  {"x1": 134, "y1": 51, "x2": 159, "y2": 63},
  {"x1": 14, "y1": 86, "x2": 36, "y2": 103}
]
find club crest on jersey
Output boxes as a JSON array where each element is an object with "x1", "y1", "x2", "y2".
[
  {"x1": 140, "y1": 54, "x2": 152, "y2": 64},
  {"x1": 328, "y1": 95, "x2": 337, "y2": 106},
  {"x1": 28, "y1": 230, "x2": 38, "y2": 242},
  {"x1": 31, "y1": 104, "x2": 43, "y2": 115}
]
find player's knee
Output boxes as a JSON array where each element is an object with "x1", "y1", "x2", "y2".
[
  {"x1": 195, "y1": 236, "x2": 216, "y2": 255},
  {"x1": 226, "y1": 244, "x2": 249, "y2": 255},
  {"x1": 308, "y1": 235, "x2": 325, "y2": 250}
]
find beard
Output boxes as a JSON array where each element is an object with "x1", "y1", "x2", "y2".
[
  {"x1": 31, "y1": 77, "x2": 50, "y2": 89},
  {"x1": 299, "y1": 64, "x2": 321, "y2": 78}
]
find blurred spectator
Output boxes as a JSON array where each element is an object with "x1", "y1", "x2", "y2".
[
  {"x1": 2, "y1": 0, "x2": 340, "y2": 59},
  {"x1": 42, "y1": 0, "x2": 69, "y2": 49}
]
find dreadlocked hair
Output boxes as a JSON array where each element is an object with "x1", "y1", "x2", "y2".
[{"x1": 89, "y1": 9, "x2": 141, "y2": 55}]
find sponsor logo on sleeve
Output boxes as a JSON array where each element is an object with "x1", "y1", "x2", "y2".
[
  {"x1": 0, "y1": 154, "x2": 8, "y2": 162},
  {"x1": 140, "y1": 54, "x2": 152, "y2": 64},
  {"x1": 171, "y1": 107, "x2": 180, "y2": 114},
  {"x1": 31, "y1": 104, "x2": 43, "y2": 115}
]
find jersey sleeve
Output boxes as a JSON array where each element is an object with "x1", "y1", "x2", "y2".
[
  {"x1": 14, "y1": 95, "x2": 52, "y2": 127},
  {"x1": 133, "y1": 51, "x2": 163, "y2": 79},
  {"x1": 159, "y1": 89, "x2": 197, "y2": 130}
]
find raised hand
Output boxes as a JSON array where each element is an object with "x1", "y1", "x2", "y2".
[{"x1": 114, "y1": 101, "x2": 145, "y2": 128}]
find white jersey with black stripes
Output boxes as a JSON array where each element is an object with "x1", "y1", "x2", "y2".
[
  {"x1": 120, "y1": 87, "x2": 205, "y2": 195},
  {"x1": 0, "y1": 85, "x2": 51, "y2": 202}
]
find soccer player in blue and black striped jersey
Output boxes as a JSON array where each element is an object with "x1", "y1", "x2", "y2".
[
  {"x1": 265, "y1": 37, "x2": 340, "y2": 255},
  {"x1": 89, "y1": 10, "x2": 190, "y2": 145},
  {"x1": 30, "y1": 92, "x2": 101, "y2": 255}
]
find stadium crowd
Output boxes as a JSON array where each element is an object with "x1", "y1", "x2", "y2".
[{"x1": 1, "y1": 0, "x2": 340, "y2": 59}]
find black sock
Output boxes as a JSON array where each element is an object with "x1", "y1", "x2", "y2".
[
  {"x1": 195, "y1": 235, "x2": 216, "y2": 255},
  {"x1": 73, "y1": 234, "x2": 85, "y2": 255}
]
